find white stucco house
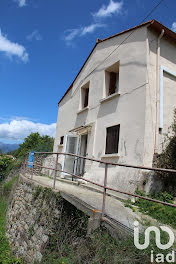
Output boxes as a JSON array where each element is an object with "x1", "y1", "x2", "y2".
[{"x1": 53, "y1": 20, "x2": 176, "y2": 193}]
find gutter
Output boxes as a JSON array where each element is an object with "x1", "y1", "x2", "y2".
[{"x1": 154, "y1": 29, "x2": 164, "y2": 152}]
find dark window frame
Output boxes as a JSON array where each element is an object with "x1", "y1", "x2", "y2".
[
  {"x1": 83, "y1": 88, "x2": 89, "y2": 108},
  {"x1": 60, "y1": 136, "x2": 64, "y2": 145},
  {"x1": 109, "y1": 72, "x2": 117, "y2": 95},
  {"x1": 81, "y1": 82, "x2": 90, "y2": 110},
  {"x1": 105, "y1": 125, "x2": 120, "y2": 154}
]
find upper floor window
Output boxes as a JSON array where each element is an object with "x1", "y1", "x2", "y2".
[
  {"x1": 81, "y1": 82, "x2": 89, "y2": 109},
  {"x1": 60, "y1": 136, "x2": 64, "y2": 145},
  {"x1": 105, "y1": 61, "x2": 119, "y2": 97}
]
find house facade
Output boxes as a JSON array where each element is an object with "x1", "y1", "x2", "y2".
[{"x1": 53, "y1": 20, "x2": 176, "y2": 193}]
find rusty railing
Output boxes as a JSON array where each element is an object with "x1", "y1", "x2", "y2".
[{"x1": 22, "y1": 152, "x2": 176, "y2": 218}]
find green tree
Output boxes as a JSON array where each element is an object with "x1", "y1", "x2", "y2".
[
  {"x1": 0, "y1": 156, "x2": 14, "y2": 181},
  {"x1": 14, "y1": 133, "x2": 54, "y2": 158}
]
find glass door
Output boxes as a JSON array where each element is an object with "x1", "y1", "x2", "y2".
[{"x1": 62, "y1": 135, "x2": 79, "y2": 176}]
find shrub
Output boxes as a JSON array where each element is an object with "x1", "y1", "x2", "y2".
[
  {"x1": 155, "y1": 109, "x2": 176, "y2": 194},
  {"x1": 0, "y1": 156, "x2": 14, "y2": 182}
]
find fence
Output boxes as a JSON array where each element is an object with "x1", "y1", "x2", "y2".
[{"x1": 22, "y1": 152, "x2": 176, "y2": 218}]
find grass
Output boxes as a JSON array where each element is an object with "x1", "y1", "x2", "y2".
[
  {"x1": 40, "y1": 227, "x2": 172, "y2": 264},
  {"x1": 0, "y1": 177, "x2": 23, "y2": 264},
  {"x1": 2, "y1": 176, "x2": 18, "y2": 197},
  {"x1": 31, "y1": 186, "x2": 174, "y2": 264},
  {"x1": 124, "y1": 190, "x2": 176, "y2": 229}
]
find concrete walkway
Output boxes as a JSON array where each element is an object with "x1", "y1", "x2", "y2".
[{"x1": 25, "y1": 174, "x2": 141, "y2": 231}]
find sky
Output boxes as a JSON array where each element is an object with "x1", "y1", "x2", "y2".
[{"x1": 0, "y1": 0, "x2": 175, "y2": 144}]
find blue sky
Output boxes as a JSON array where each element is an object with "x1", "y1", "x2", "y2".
[{"x1": 0, "y1": 0, "x2": 175, "y2": 143}]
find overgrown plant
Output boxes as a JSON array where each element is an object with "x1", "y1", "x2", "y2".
[
  {"x1": 125, "y1": 190, "x2": 176, "y2": 229},
  {"x1": 0, "y1": 156, "x2": 14, "y2": 182},
  {"x1": 34, "y1": 187, "x2": 171, "y2": 264},
  {"x1": 155, "y1": 108, "x2": 176, "y2": 194}
]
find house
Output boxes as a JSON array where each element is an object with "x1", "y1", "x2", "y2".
[{"x1": 53, "y1": 20, "x2": 176, "y2": 193}]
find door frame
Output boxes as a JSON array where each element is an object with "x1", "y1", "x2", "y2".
[{"x1": 62, "y1": 134, "x2": 80, "y2": 176}]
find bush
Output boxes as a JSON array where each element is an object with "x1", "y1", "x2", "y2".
[
  {"x1": 0, "y1": 156, "x2": 14, "y2": 182},
  {"x1": 14, "y1": 133, "x2": 54, "y2": 159},
  {"x1": 155, "y1": 109, "x2": 176, "y2": 194}
]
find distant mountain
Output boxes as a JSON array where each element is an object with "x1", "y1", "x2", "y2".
[{"x1": 0, "y1": 142, "x2": 19, "y2": 154}]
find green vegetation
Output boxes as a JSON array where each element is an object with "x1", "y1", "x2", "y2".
[
  {"x1": 41, "y1": 221, "x2": 170, "y2": 264},
  {"x1": 125, "y1": 190, "x2": 176, "y2": 229},
  {"x1": 0, "y1": 132, "x2": 54, "y2": 183},
  {"x1": 2, "y1": 176, "x2": 18, "y2": 197},
  {"x1": 155, "y1": 109, "x2": 176, "y2": 194},
  {"x1": 32, "y1": 187, "x2": 170, "y2": 264},
  {"x1": 0, "y1": 177, "x2": 23, "y2": 264},
  {"x1": 0, "y1": 156, "x2": 15, "y2": 182},
  {"x1": 14, "y1": 132, "x2": 54, "y2": 158}
]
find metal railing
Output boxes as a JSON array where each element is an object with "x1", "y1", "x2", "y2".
[{"x1": 22, "y1": 152, "x2": 176, "y2": 219}]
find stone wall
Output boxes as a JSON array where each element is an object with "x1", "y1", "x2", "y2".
[
  {"x1": 25, "y1": 154, "x2": 61, "y2": 178},
  {"x1": 6, "y1": 178, "x2": 63, "y2": 263},
  {"x1": 41, "y1": 154, "x2": 61, "y2": 178}
]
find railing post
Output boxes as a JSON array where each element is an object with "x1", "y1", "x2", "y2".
[
  {"x1": 24, "y1": 157, "x2": 27, "y2": 177},
  {"x1": 53, "y1": 153, "x2": 59, "y2": 189},
  {"x1": 31, "y1": 153, "x2": 35, "y2": 180},
  {"x1": 101, "y1": 163, "x2": 108, "y2": 218}
]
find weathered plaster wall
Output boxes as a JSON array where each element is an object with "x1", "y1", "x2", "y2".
[
  {"x1": 145, "y1": 28, "x2": 176, "y2": 160},
  {"x1": 142, "y1": 28, "x2": 176, "y2": 192},
  {"x1": 53, "y1": 25, "x2": 176, "y2": 193},
  {"x1": 53, "y1": 26, "x2": 148, "y2": 193}
]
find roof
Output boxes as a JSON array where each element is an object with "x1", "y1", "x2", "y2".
[{"x1": 58, "y1": 19, "x2": 176, "y2": 105}]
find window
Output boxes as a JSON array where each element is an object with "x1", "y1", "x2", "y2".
[
  {"x1": 84, "y1": 88, "x2": 89, "y2": 108},
  {"x1": 81, "y1": 82, "x2": 89, "y2": 109},
  {"x1": 60, "y1": 136, "x2": 64, "y2": 145},
  {"x1": 105, "y1": 62, "x2": 119, "y2": 97},
  {"x1": 105, "y1": 125, "x2": 120, "y2": 154}
]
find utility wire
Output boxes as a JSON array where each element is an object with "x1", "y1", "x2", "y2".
[{"x1": 70, "y1": 0, "x2": 165, "y2": 99}]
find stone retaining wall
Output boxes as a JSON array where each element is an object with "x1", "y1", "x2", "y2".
[{"x1": 6, "y1": 178, "x2": 62, "y2": 263}]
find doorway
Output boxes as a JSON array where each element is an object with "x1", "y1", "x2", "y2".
[
  {"x1": 62, "y1": 134, "x2": 88, "y2": 177},
  {"x1": 77, "y1": 134, "x2": 88, "y2": 176}
]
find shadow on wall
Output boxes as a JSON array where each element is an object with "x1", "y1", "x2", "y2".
[
  {"x1": 74, "y1": 110, "x2": 88, "y2": 128},
  {"x1": 97, "y1": 98, "x2": 119, "y2": 119}
]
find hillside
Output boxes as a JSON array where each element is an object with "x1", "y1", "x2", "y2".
[{"x1": 0, "y1": 142, "x2": 19, "y2": 154}]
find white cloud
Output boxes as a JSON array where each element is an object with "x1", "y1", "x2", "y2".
[
  {"x1": 0, "y1": 120, "x2": 56, "y2": 142},
  {"x1": 81, "y1": 24, "x2": 105, "y2": 36},
  {"x1": 26, "y1": 30, "x2": 42, "y2": 41},
  {"x1": 64, "y1": 28, "x2": 80, "y2": 42},
  {"x1": 63, "y1": 1, "x2": 123, "y2": 45},
  {"x1": 93, "y1": 0, "x2": 123, "y2": 18},
  {"x1": 64, "y1": 23, "x2": 105, "y2": 42},
  {"x1": 15, "y1": 0, "x2": 26, "y2": 7},
  {"x1": 0, "y1": 29, "x2": 28, "y2": 62},
  {"x1": 0, "y1": 116, "x2": 38, "y2": 122},
  {"x1": 171, "y1": 22, "x2": 176, "y2": 32}
]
